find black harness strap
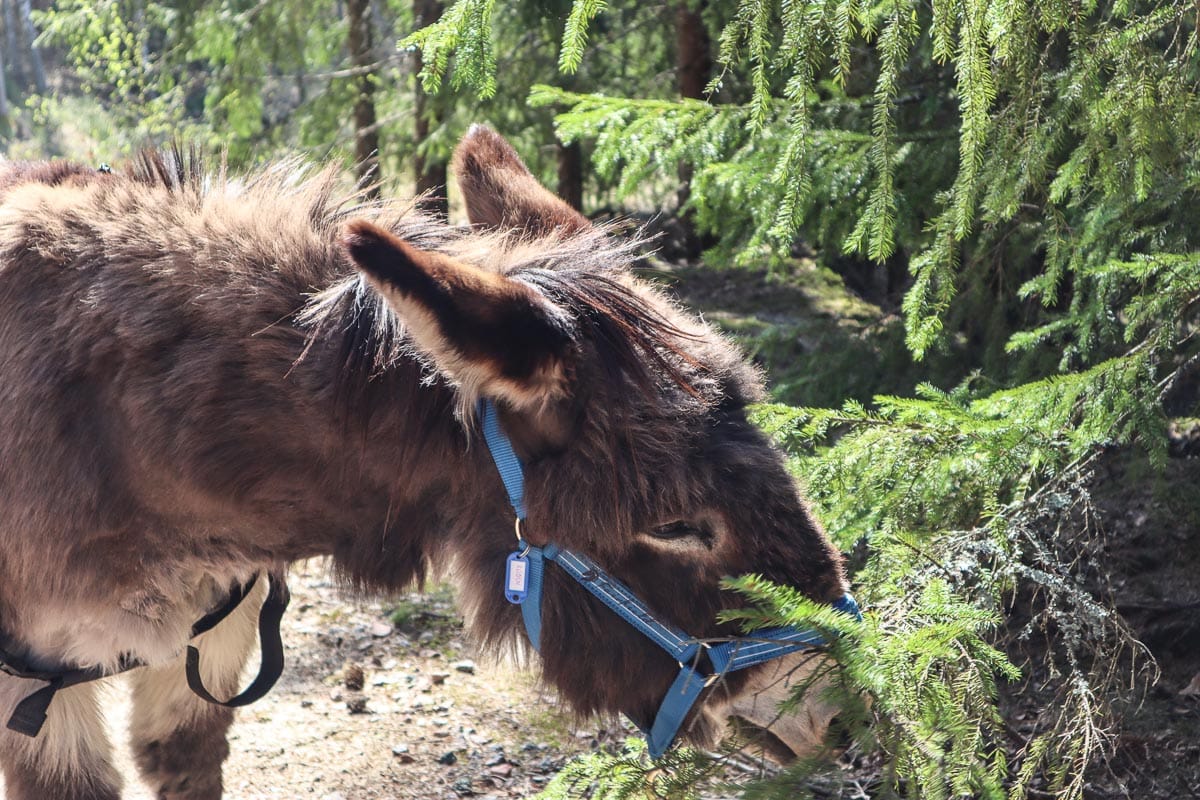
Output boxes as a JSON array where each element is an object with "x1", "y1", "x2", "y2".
[
  {"x1": 184, "y1": 573, "x2": 290, "y2": 708},
  {"x1": 2, "y1": 654, "x2": 137, "y2": 738},
  {"x1": 2, "y1": 572, "x2": 289, "y2": 737},
  {"x1": 190, "y1": 573, "x2": 260, "y2": 637}
]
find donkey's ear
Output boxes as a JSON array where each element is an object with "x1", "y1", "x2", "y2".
[
  {"x1": 452, "y1": 125, "x2": 590, "y2": 237},
  {"x1": 343, "y1": 220, "x2": 575, "y2": 408}
]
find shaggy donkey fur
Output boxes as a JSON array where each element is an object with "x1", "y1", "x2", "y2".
[{"x1": 0, "y1": 126, "x2": 846, "y2": 799}]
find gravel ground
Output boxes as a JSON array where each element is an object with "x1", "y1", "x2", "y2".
[{"x1": 104, "y1": 560, "x2": 641, "y2": 800}]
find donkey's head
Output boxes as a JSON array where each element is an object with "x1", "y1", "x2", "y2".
[{"x1": 342, "y1": 126, "x2": 849, "y2": 757}]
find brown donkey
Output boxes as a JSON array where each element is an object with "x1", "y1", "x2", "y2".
[{"x1": 0, "y1": 127, "x2": 849, "y2": 799}]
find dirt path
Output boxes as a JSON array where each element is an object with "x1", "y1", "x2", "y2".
[{"x1": 106, "y1": 561, "x2": 634, "y2": 800}]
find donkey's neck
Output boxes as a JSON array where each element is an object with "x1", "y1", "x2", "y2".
[
  {"x1": 113, "y1": 265, "x2": 483, "y2": 591},
  {"x1": 292, "y1": 334, "x2": 475, "y2": 589}
]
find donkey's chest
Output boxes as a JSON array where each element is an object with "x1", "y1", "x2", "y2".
[{"x1": 16, "y1": 563, "x2": 262, "y2": 673}]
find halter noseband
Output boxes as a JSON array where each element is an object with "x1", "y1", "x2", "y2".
[{"x1": 478, "y1": 400, "x2": 861, "y2": 759}]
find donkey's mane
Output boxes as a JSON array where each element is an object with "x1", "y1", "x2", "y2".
[{"x1": 95, "y1": 146, "x2": 710, "y2": 410}]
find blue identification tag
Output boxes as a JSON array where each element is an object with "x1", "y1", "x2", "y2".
[{"x1": 505, "y1": 552, "x2": 529, "y2": 604}]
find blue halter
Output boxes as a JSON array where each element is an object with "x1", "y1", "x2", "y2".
[{"x1": 478, "y1": 400, "x2": 861, "y2": 759}]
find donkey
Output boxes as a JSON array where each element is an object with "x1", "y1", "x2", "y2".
[{"x1": 0, "y1": 126, "x2": 850, "y2": 799}]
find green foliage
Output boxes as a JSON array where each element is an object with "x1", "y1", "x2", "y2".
[
  {"x1": 404, "y1": 0, "x2": 499, "y2": 97},
  {"x1": 409, "y1": 3, "x2": 1200, "y2": 799},
  {"x1": 538, "y1": 739, "x2": 720, "y2": 800},
  {"x1": 34, "y1": 0, "x2": 402, "y2": 169},
  {"x1": 528, "y1": 1, "x2": 1200, "y2": 370}
]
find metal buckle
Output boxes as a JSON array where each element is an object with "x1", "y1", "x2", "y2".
[{"x1": 677, "y1": 642, "x2": 720, "y2": 687}]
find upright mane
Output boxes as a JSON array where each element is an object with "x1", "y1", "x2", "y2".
[{"x1": 294, "y1": 194, "x2": 714, "y2": 415}]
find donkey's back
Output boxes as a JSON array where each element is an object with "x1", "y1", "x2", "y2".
[{"x1": 0, "y1": 155, "x2": 369, "y2": 799}]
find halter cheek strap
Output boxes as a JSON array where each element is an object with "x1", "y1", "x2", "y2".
[{"x1": 479, "y1": 399, "x2": 861, "y2": 759}]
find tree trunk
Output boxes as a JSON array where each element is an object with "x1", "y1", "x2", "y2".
[
  {"x1": 0, "y1": 44, "x2": 9, "y2": 120},
  {"x1": 3, "y1": 0, "x2": 23, "y2": 89},
  {"x1": 676, "y1": 1, "x2": 712, "y2": 257},
  {"x1": 413, "y1": 0, "x2": 448, "y2": 217},
  {"x1": 556, "y1": 140, "x2": 583, "y2": 212},
  {"x1": 677, "y1": 2, "x2": 711, "y2": 102},
  {"x1": 346, "y1": 0, "x2": 380, "y2": 199},
  {"x1": 16, "y1": 0, "x2": 44, "y2": 93}
]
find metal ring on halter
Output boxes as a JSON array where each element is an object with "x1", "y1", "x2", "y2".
[
  {"x1": 514, "y1": 519, "x2": 531, "y2": 557},
  {"x1": 677, "y1": 641, "x2": 712, "y2": 671}
]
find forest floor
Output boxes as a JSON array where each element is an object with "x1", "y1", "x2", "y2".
[
  {"x1": 92, "y1": 256, "x2": 1200, "y2": 799},
  {"x1": 110, "y1": 562, "x2": 641, "y2": 799}
]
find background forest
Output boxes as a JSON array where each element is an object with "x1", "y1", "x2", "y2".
[{"x1": 2, "y1": 0, "x2": 1198, "y2": 798}]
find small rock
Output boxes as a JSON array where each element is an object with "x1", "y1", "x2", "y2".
[
  {"x1": 484, "y1": 751, "x2": 506, "y2": 767},
  {"x1": 392, "y1": 744, "x2": 415, "y2": 763},
  {"x1": 345, "y1": 693, "x2": 369, "y2": 714},
  {"x1": 343, "y1": 663, "x2": 365, "y2": 691},
  {"x1": 452, "y1": 659, "x2": 476, "y2": 674},
  {"x1": 370, "y1": 620, "x2": 394, "y2": 638},
  {"x1": 487, "y1": 763, "x2": 513, "y2": 778},
  {"x1": 451, "y1": 778, "x2": 474, "y2": 796},
  {"x1": 419, "y1": 648, "x2": 442, "y2": 659},
  {"x1": 437, "y1": 750, "x2": 458, "y2": 765}
]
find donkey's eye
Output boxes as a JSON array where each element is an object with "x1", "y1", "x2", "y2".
[{"x1": 650, "y1": 521, "x2": 705, "y2": 541}]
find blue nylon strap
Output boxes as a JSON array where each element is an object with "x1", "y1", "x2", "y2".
[
  {"x1": 522, "y1": 546, "x2": 546, "y2": 651},
  {"x1": 708, "y1": 594, "x2": 863, "y2": 673},
  {"x1": 833, "y1": 593, "x2": 862, "y2": 620},
  {"x1": 477, "y1": 398, "x2": 865, "y2": 761},
  {"x1": 479, "y1": 400, "x2": 527, "y2": 520},
  {"x1": 545, "y1": 547, "x2": 701, "y2": 665},
  {"x1": 647, "y1": 667, "x2": 709, "y2": 759}
]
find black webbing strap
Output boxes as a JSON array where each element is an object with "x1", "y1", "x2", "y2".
[
  {"x1": 7, "y1": 678, "x2": 63, "y2": 736},
  {"x1": 3, "y1": 572, "x2": 287, "y2": 737},
  {"x1": 184, "y1": 572, "x2": 290, "y2": 708},
  {"x1": 5, "y1": 651, "x2": 142, "y2": 737},
  {"x1": 190, "y1": 573, "x2": 260, "y2": 637}
]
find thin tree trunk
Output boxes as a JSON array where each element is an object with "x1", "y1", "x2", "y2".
[
  {"x1": 0, "y1": 43, "x2": 9, "y2": 119},
  {"x1": 556, "y1": 140, "x2": 583, "y2": 212},
  {"x1": 3, "y1": 0, "x2": 23, "y2": 89},
  {"x1": 346, "y1": 0, "x2": 380, "y2": 199},
  {"x1": 16, "y1": 0, "x2": 44, "y2": 93},
  {"x1": 676, "y1": 1, "x2": 712, "y2": 257},
  {"x1": 677, "y1": 2, "x2": 711, "y2": 101},
  {"x1": 413, "y1": 0, "x2": 448, "y2": 217}
]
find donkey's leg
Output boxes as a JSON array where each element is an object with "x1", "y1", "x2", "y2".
[
  {"x1": 128, "y1": 580, "x2": 264, "y2": 800},
  {"x1": 0, "y1": 680, "x2": 123, "y2": 800}
]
